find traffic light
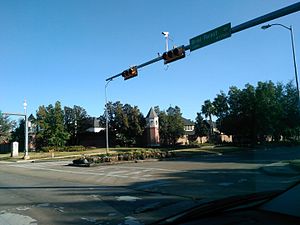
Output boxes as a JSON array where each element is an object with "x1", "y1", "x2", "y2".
[
  {"x1": 122, "y1": 66, "x2": 138, "y2": 80},
  {"x1": 162, "y1": 45, "x2": 185, "y2": 64}
]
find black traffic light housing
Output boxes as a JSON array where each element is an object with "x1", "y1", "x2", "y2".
[
  {"x1": 162, "y1": 46, "x2": 185, "y2": 64},
  {"x1": 122, "y1": 66, "x2": 138, "y2": 80}
]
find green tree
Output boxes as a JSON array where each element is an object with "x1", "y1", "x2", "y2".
[
  {"x1": 0, "y1": 111, "x2": 14, "y2": 143},
  {"x1": 11, "y1": 119, "x2": 25, "y2": 148},
  {"x1": 167, "y1": 106, "x2": 184, "y2": 146},
  {"x1": 213, "y1": 91, "x2": 229, "y2": 119},
  {"x1": 207, "y1": 81, "x2": 300, "y2": 144},
  {"x1": 64, "y1": 105, "x2": 89, "y2": 145},
  {"x1": 48, "y1": 101, "x2": 69, "y2": 148},
  {"x1": 194, "y1": 113, "x2": 210, "y2": 138},
  {"x1": 123, "y1": 104, "x2": 145, "y2": 146},
  {"x1": 156, "y1": 106, "x2": 184, "y2": 146},
  {"x1": 100, "y1": 101, "x2": 145, "y2": 146},
  {"x1": 155, "y1": 109, "x2": 168, "y2": 145},
  {"x1": 201, "y1": 99, "x2": 215, "y2": 140},
  {"x1": 36, "y1": 101, "x2": 69, "y2": 149},
  {"x1": 280, "y1": 81, "x2": 300, "y2": 140},
  {"x1": 255, "y1": 81, "x2": 278, "y2": 142}
]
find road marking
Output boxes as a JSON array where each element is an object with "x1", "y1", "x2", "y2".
[
  {"x1": 112, "y1": 165, "x2": 181, "y2": 173},
  {"x1": 8, "y1": 164, "x2": 149, "y2": 181}
]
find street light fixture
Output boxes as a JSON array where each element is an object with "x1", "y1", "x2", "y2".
[
  {"x1": 23, "y1": 99, "x2": 29, "y2": 159},
  {"x1": 261, "y1": 23, "x2": 300, "y2": 105}
]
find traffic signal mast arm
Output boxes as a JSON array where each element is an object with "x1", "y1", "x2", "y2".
[{"x1": 105, "y1": 2, "x2": 300, "y2": 82}]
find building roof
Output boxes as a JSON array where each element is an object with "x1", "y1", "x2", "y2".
[
  {"x1": 182, "y1": 117, "x2": 194, "y2": 126},
  {"x1": 28, "y1": 114, "x2": 36, "y2": 121},
  {"x1": 146, "y1": 107, "x2": 158, "y2": 119},
  {"x1": 83, "y1": 117, "x2": 101, "y2": 128}
]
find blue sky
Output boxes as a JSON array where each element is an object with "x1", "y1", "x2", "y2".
[{"x1": 1, "y1": 0, "x2": 300, "y2": 121}]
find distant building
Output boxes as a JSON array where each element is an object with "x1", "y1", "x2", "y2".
[
  {"x1": 146, "y1": 108, "x2": 160, "y2": 146},
  {"x1": 84, "y1": 117, "x2": 105, "y2": 133},
  {"x1": 177, "y1": 117, "x2": 195, "y2": 145},
  {"x1": 28, "y1": 114, "x2": 37, "y2": 150}
]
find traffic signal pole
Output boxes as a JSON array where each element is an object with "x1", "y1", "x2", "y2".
[{"x1": 106, "y1": 2, "x2": 300, "y2": 81}]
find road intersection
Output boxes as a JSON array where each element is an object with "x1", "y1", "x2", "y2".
[{"x1": 0, "y1": 147, "x2": 299, "y2": 224}]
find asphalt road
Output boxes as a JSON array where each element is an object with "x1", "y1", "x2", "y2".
[{"x1": 0, "y1": 147, "x2": 300, "y2": 225}]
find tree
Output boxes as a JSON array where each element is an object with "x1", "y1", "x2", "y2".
[
  {"x1": 205, "y1": 81, "x2": 300, "y2": 145},
  {"x1": 167, "y1": 106, "x2": 184, "y2": 146},
  {"x1": 201, "y1": 99, "x2": 215, "y2": 140},
  {"x1": 280, "y1": 81, "x2": 300, "y2": 140},
  {"x1": 64, "y1": 105, "x2": 89, "y2": 145},
  {"x1": 48, "y1": 101, "x2": 70, "y2": 148},
  {"x1": 11, "y1": 119, "x2": 25, "y2": 148},
  {"x1": 36, "y1": 101, "x2": 69, "y2": 149},
  {"x1": 155, "y1": 109, "x2": 168, "y2": 145},
  {"x1": 123, "y1": 104, "x2": 145, "y2": 146},
  {"x1": 100, "y1": 101, "x2": 145, "y2": 146},
  {"x1": 0, "y1": 111, "x2": 14, "y2": 143},
  {"x1": 213, "y1": 92, "x2": 229, "y2": 135},
  {"x1": 194, "y1": 113, "x2": 210, "y2": 139},
  {"x1": 156, "y1": 106, "x2": 184, "y2": 146},
  {"x1": 213, "y1": 91, "x2": 229, "y2": 120},
  {"x1": 255, "y1": 81, "x2": 278, "y2": 142}
]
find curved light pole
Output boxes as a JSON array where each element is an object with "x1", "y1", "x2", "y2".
[
  {"x1": 104, "y1": 79, "x2": 112, "y2": 155},
  {"x1": 261, "y1": 23, "x2": 300, "y2": 105}
]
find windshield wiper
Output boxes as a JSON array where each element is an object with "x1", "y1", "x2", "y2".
[{"x1": 152, "y1": 190, "x2": 283, "y2": 225}]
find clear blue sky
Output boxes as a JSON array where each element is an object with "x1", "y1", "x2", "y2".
[{"x1": 1, "y1": 0, "x2": 300, "y2": 121}]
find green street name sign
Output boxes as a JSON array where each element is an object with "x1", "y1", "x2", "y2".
[{"x1": 190, "y1": 23, "x2": 231, "y2": 51}]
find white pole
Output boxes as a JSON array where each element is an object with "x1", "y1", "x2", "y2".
[
  {"x1": 23, "y1": 100, "x2": 29, "y2": 159},
  {"x1": 105, "y1": 80, "x2": 111, "y2": 155}
]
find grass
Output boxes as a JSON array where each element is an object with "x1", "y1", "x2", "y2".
[
  {"x1": 0, "y1": 145, "x2": 248, "y2": 161},
  {"x1": 0, "y1": 148, "x2": 108, "y2": 161}
]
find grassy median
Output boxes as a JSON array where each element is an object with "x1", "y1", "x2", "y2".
[{"x1": 0, "y1": 145, "x2": 248, "y2": 161}]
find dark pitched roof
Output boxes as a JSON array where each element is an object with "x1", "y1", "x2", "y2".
[
  {"x1": 82, "y1": 117, "x2": 101, "y2": 128},
  {"x1": 182, "y1": 117, "x2": 194, "y2": 126},
  {"x1": 146, "y1": 107, "x2": 158, "y2": 119},
  {"x1": 28, "y1": 114, "x2": 36, "y2": 121}
]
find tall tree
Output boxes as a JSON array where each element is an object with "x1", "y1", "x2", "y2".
[
  {"x1": 0, "y1": 111, "x2": 14, "y2": 143},
  {"x1": 201, "y1": 99, "x2": 215, "y2": 140},
  {"x1": 36, "y1": 101, "x2": 69, "y2": 149},
  {"x1": 48, "y1": 101, "x2": 69, "y2": 148},
  {"x1": 11, "y1": 119, "x2": 25, "y2": 148},
  {"x1": 167, "y1": 106, "x2": 184, "y2": 146},
  {"x1": 194, "y1": 113, "x2": 210, "y2": 138},
  {"x1": 205, "y1": 81, "x2": 300, "y2": 144},
  {"x1": 64, "y1": 105, "x2": 89, "y2": 145},
  {"x1": 156, "y1": 106, "x2": 184, "y2": 146},
  {"x1": 100, "y1": 101, "x2": 145, "y2": 146}
]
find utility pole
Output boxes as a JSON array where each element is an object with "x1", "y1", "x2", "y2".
[
  {"x1": 104, "y1": 80, "x2": 112, "y2": 155},
  {"x1": 23, "y1": 100, "x2": 29, "y2": 159},
  {"x1": 261, "y1": 23, "x2": 300, "y2": 106}
]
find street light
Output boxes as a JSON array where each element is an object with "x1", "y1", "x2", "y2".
[
  {"x1": 104, "y1": 80, "x2": 112, "y2": 155},
  {"x1": 23, "y1": 99, "x2": 29, "y2": 159},
  {"x1": 261, "y1": 23, "x2": 300, "y2": 105}
]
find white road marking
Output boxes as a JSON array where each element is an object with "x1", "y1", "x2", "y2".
[{"x1": 8, "y1": 164, "x2": 149, "y2": 181}]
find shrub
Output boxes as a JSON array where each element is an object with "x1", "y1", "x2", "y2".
[
  {"x1": 40, "y1": 146, "x2": 56, "y2": 152},
  {"x1": 63, "y1": 145, "x2": 86, "y2": 152}
]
